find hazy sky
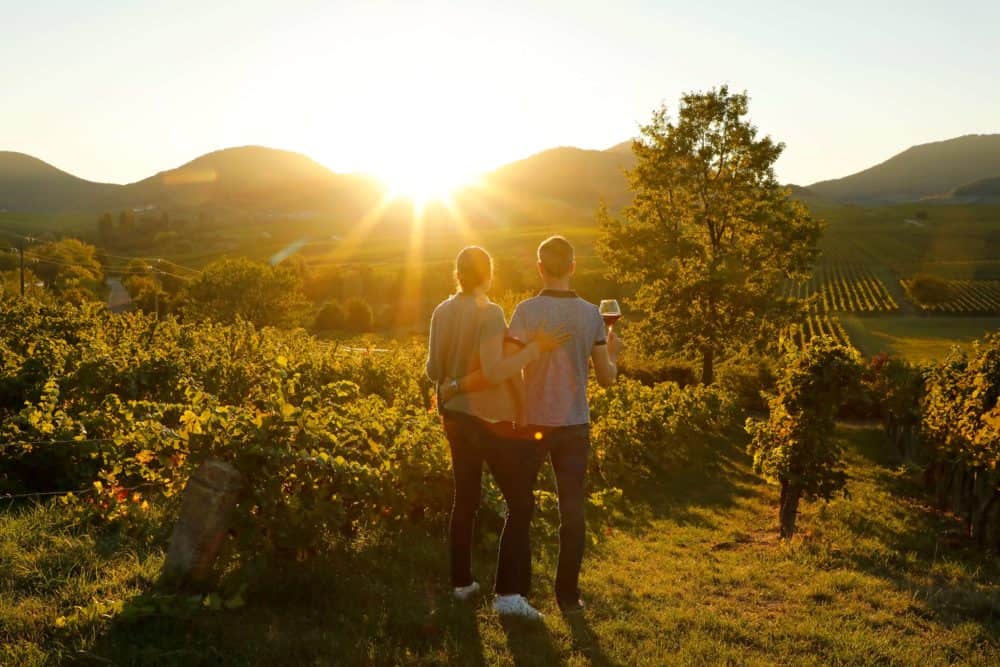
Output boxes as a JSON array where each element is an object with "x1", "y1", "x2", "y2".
[{"x1": 3, "y1": 0, "x2": 998, "y2": 188}]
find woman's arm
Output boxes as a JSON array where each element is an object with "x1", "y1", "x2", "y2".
[{"x1": 425, "y1": 305, "x2": 443, "y2": 383}]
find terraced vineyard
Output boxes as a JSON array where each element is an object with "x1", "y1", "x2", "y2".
[
  {"x1": 783, "y1": 263, "x2": 899, "y2": 313},
  {"x1": 901, "y1": 279, "x2": 1000, "y2": 314},
  {"x1": 785, "y1": 313, "x2": 853, "y2": 351}
]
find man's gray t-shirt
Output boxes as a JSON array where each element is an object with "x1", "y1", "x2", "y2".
[{"x1": 509, "y1": 290, "x2": 606, "y2": 427}]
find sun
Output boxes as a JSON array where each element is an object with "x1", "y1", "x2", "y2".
[{"x1": 380, "y1": 162, "x2": 469, "y2": 211}]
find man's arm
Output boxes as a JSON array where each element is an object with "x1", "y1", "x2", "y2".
[{"x1": 592, "y1": 329, "x2": 623, "y2": 387}]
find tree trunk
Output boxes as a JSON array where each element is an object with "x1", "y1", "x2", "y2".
[
  {"x1": 779, "y1": 480, "x2": 802, "y2": 538},
  {"x1": 701, "y1": 347, "x2": 715, "y2": 386}
]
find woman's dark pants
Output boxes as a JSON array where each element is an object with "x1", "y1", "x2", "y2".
[{"x1": 443, "y1": 412, "x2": 545, "y2": 596}]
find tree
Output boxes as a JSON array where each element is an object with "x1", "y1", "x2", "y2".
[
  {"x1": 746, "y1": 339, "x2": 862, "y2": 537},
  {"x1": 30, "y1": 238, "x2": 105, "y2": 303},
  {"x1": 97, "y1": 212, "x2": 114, "y2": 244},
  {"x1": 344, "y1": 296, "x2": 374, "y2": 333},
  {"x1": 119, "y1": 209, "x2": 135, "y2": 233},
  {"x1": 180, "y1": 257, "x2": 308, "y2": 328},
  {"x1": 314, "y1": 301, "x2": 346, "y2": 332},
  {"x1": 598, "y1": 86, "x2": 822, "y2": 384}
]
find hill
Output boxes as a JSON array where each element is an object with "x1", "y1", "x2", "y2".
[
  {"x1": 0, "y1": 152, "x2": 121, "y2": 212},
  {"x1": 808, "y1": 134, "x2": 1000, "y2": 203},
  {"x1": 946, "y1": 175, "x2": 1000, "y2": 201},
  {"x1": 119, "y1": 146, "x2": 383, "y2": 213},
  {"x1": 480, "y1": 145, "x2": 635, "y2": 210}
]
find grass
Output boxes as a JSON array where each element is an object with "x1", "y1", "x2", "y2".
[
  {"x1": 840, "y1": 315, "x2": 1000, "y2": 361},
  {"x1": 3, "y1": 425, "x2": 999, "y2": 665}
]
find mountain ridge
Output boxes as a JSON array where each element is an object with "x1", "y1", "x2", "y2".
[
  {"x1": 3, "y1": 132, "x2": 1000, "y2": 215},
  {"x1": 808, "y1": 134, "x2": 1000, "y2": 203}
]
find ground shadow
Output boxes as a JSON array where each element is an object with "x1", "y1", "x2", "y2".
[
  {"x1": 563, "y1": 612, "x2": 614, "y2": 667},
  {"x1": 499, "y1": 615, "x2": 561, "y2": 667},
  {"x1": 805, "y1": 425, "x2": 1000, "y2": 639},
  {"x1": 79, "y1": 525, "x2": 489, "y2": 666}
]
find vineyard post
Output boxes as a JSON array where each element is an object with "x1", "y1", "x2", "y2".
[{"x1": 161, "y1": 460, "x2": 243, "y2": 590}]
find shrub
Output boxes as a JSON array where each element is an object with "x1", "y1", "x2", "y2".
[
  {"x1": 746, "y1": 338, "x2": 862, "y2": 537},
  {"x1": 314, "y1": 302, "x2": 346, "y2": 332},
  {"x1": 921, "y1": 334, "x2": 1000, "y2": 545},
  {"x1": 618, "y1": 359, "x2": 698, "y2": 387},
  {"x1": 344, "y1": 296, "x2": 374, "y2": 333},
  {"x1": 717, "y1": 355, "x2": 777, "y2": 413},
  {"x1": 863, "y1": 354, "x2": 925, "y2": 461},
  {"x1": 180, "y1": 257, "x2": 308, "y2": 328},
  {"x1": 908, "y1": 274, "x2": 953, "y2": 304},
  {"x1": 589, "y1": 378, "x2": 740, "y2": 487}
]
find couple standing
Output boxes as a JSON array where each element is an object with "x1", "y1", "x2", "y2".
[{"x1": 425, "y1": 235, "x2": 624, "y2": 620}]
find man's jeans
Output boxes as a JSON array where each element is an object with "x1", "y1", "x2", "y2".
[
  {"x1": 542, "y1": 423, "x2": 590, "y2": 605},
  {"x1": 443, "y1": 412, "x2": 546, "y2": 596}
]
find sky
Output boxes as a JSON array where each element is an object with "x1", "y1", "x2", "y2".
[{"x1": 3, "y1": 0, "x2": 999, "y2": 190}]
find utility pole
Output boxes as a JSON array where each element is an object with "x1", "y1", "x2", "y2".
[
  {"x1": 148, "y1": 261, "x2": 161, "y2": 320},
  {"x1": 15, "y1": 237, "x2": 33, "y2": 297}
]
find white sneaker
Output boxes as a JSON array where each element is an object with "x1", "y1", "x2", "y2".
[
  {"x1": 493, "y1": 594, "x2": 544, "y2": 620},
  {"x1": 453, "y1": 581, "x2": 480, "y2": 601}
]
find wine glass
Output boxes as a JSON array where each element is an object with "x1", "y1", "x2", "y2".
[{"x1": 599, "y1": 299, "x2": 622, "y2": 331}]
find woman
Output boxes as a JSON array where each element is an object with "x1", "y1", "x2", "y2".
[{"x1": 426, "y1": 246, "x2": 564, "y2": 620}]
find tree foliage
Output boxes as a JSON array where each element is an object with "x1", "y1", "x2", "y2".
[
  {"x1": 180, "y1": 257, "x2": 308, "y2": 328},
  {"x1": 598, "y1": 86, "x2": 822, "y2": 383},
  {"x1": 29, "y1": 238, "x2": 105, "y2": 304},
  {"x1": 343, "y1": 296, "x2": 374, "y2": 333},
  {"x1": 746, "y1": 338, "x2": 862, "y2": 537}
]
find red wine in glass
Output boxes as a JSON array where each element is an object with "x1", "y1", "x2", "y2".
[{"x1": 599, "y1": 299, "x2": 622, "y2": 330}]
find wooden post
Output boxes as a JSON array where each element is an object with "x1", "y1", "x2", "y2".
[{"x1": 161, "y1": 460, "x2": 242, "y2": 590}]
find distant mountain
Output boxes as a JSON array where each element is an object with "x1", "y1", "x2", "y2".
[
  {"x1": 0, "y1": 152, "x2": 120, "y2": 212},
  {"x1": 481, "y1": 145, "x2": 635, "y2": 210},
  {"x1": 119, "y1": 146, "x2": 382, "y2": 213},
  {"x1": 786, "y1": 185, "x2": 839, "y2": 209},
  {"x1": 604, "y1": 140, "x2": 636, "y2": 155},
  {"x1": 808, "y1": 134, "x2": 1000, "y2": 203},
  {"x1": 946, "y1": 175, "x2": 1000, "y2": 201}
]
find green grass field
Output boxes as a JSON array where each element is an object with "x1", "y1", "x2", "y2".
[
  {"x1": 841, "y1": 315, "x2": 1000, "y2": 361},
  {"x1": 3, "y1": 425, "x2": 998, "y2": 665}
]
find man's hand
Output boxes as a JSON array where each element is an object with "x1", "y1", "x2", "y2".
[{"x1": 607, "y1": 329, "x2": 624, "y2": 364}]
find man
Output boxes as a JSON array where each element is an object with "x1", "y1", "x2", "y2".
[
  {"x1": 508, "y1": 235, "x2": 623, "y2": 613},
  {"x1": 442, "y1": 236, "x2": 623, "y2": 612}
]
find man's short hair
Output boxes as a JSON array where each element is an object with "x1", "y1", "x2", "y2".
[{"x1": 537, "y1": 236, "x2": 574, "y2": 278}]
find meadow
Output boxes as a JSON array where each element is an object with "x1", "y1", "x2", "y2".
[
  {"x1": 4, "y1": 424, "x2": 998, "y2": 665},
  {"x1": 1, "y1": 296, "x2": 1000, "y2": 665}
]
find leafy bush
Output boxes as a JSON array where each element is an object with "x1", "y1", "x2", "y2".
[
  {"x1": 921, "y1": 334, "x2": 1000, "y2": 546},
  {"x1": 343, "y1": 296, "x2": 374, "y2": 333},
  {"x1": 908, "y1": 274, "x2": 953, "y2": 304},
  {"x1": 0, "y1": 297, "x2": 745, "y2": 576},
  {"x1": 313, "y1": 301, "x2": 346, "y2": 332},
  {"x1": 618, "y1": 359, "x2": 698, "y2": 387},
  {"x1": 863, "y1": 354, "x2": 925, "y2": 460},
  {"x1": 589, "y1": 378, "x2": 740, "y2": 487},
  {"x1": 717, "y1": 355, "x2": 777, "y2": 413},
  {"x1": 746, "y1": 339, "x2": 862, "y2": 537},
  {"x1": 180, "y1": 257, "x2": 308, "y2": 327}
]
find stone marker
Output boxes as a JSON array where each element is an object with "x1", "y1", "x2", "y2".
[{"x1": 161, "y1": 460, "x2": 242, "y2": 590}]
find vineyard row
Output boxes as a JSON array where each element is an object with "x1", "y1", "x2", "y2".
[{"x1": 783, "y1": 263, "x2": 899, "y2": 313}]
